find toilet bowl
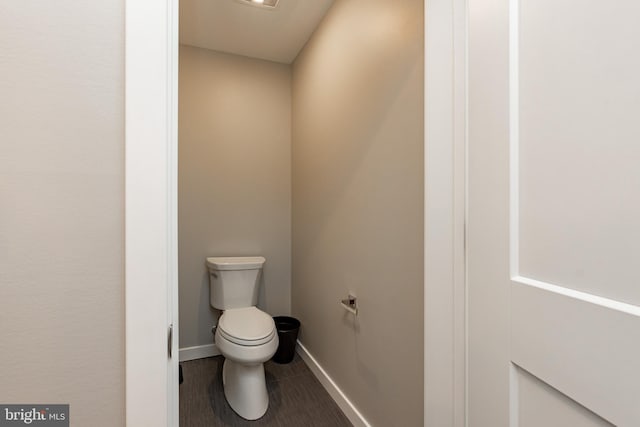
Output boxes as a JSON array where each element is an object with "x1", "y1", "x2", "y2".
[{"x1": 215, "y1": 307, "x2": 279, "y2": 420}]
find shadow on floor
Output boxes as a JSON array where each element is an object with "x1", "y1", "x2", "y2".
[{"x1": 180, "y1": 354, "x2": 353, "y2": 427}]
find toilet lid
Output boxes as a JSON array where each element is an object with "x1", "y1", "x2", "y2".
[{"x1": 218, "y1": 307, "x2": 276, "y2": 346}]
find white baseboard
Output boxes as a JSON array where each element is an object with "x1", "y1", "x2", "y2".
[
  {"x1": 296, "y1": 341, "x2": 371, "y2": 427},
  {"x1": 179, "y1": 343, "x2": 221, "y2": 362}
]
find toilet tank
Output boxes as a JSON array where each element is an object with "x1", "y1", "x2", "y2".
[{"x1": 206, "y1": 256, "x2": 266, "y2": 310}]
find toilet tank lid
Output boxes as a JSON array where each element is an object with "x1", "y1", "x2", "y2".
[{"x1": 206, "y1": 256, "x2": 266, "y2": 271}]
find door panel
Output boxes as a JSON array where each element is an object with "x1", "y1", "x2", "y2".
[
  {"x1": 512, "y1": 281, "x2": 640, "y2": 426},
  {"x1": 518, "y1": 0, "x2": 640, "y2": 305},
  {"x1": 517, "y1": 367, "x2": 613, "y2": 427},
  {"x1": 468, "y1": 0, "x2": 640, "y2": 426}
]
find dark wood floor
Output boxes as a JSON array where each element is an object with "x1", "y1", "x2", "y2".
[{"x1": 179, "y1": 354, "x2": 353, "y2": 427}]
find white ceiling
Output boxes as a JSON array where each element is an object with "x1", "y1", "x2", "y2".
[{"x1": 180, "y1": 0, "x2": 335, "y2": 64}]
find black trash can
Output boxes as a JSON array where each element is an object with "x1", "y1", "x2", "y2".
[{"x1": 272, "y1": 316, "x2": 300, "y2": 364}]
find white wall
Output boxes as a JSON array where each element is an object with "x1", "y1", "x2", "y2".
[
  {"x1": 178, "y1": 46, "x2": 292, "y2": 348},
  {"x1": 0, "y1": 1, "x2": 124, "y2": 425},
  {"x1": 291, "y1": 0, "x2": 425, "y2": 425}
]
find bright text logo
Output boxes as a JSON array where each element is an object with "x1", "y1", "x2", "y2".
[{"x1": 0, "y1": 405, "x2": 68, "y2": 427}]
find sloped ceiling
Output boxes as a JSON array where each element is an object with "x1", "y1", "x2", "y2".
[{"x1": 180, "y1": 0, "x2": 335, "y2": 64}]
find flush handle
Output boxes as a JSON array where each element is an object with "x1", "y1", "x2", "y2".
[{"x1": 340, "y1": 295, "x2": 358, "y2": 315}]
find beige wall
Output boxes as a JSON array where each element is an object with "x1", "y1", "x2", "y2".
[
  {"x1": 178, "y1": 46, "x2": 292, "y2": 348},
  {"x1": 291, "y1": 0, "x2": 424, "y2": 425},
  {"x1": 0, "y1": 1, "x2": 124, "y2": 426}
]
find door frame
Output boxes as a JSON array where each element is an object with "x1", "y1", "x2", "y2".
[
  {"x1": 424, "y1": 0, "x2": 467, "y2": 425},
  {"x1": 125, "y1": 0, "x2": 180, "y2": 426},
  {"x1": 124, "y1": 0, "x2": 467, "y2": 425}
]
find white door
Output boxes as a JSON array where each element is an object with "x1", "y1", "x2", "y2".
[{"x1": 467, "y1": 0, "x2": 640, "y2": 426}]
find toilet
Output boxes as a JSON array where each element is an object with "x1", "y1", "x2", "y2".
[{"x1": 206, "y1": 256, "x2": 278, "y2": 420}]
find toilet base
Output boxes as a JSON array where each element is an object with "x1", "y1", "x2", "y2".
[{"x1": 222, "y1": 358, "x2": 269, "y2": 420}]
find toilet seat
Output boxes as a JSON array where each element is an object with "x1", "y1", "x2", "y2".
[{"x1": 218, "y1": 307, "x2": 276, "y2": 346}]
